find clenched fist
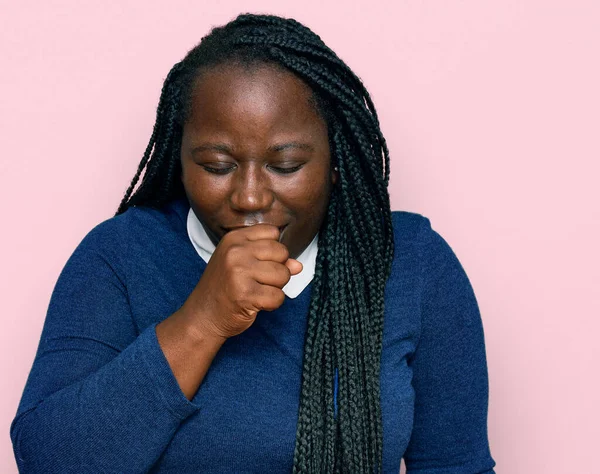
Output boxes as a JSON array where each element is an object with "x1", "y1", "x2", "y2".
[{"x1": 181, "y1": 223, "x2": 303, "y2": 340}]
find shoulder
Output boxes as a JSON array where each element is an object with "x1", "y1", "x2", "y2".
[
  {"x1": 390, "y1": 210, "x2": 454, "y2": 257},
  {"x1": 71, "y1": 198, "x2": 191, "y2": 265},
  {"x1": 386, "y1": 211, "x2": 430, "y2": 289},
  {"x1": 89, "y1": 198, "x2": 188, "y2": 239},
  {"x1": 390, "y1": 210, "x2": 430, "y2": 243},
  {"x1": 391, "y1": 210, "x2": 477, "y2": 309},
  {"x1": 390, "y1": 210, "x2": 438, "y2": 253},
  {"x1": 388, "y1": 212, "x2": 483, "y2": 341},
  {"x1": 388, "y1": 210, "x2": 465, "y2": 285}
]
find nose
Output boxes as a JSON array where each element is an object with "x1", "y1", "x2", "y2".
[{"x1": 229, "y1": 163, "x2": 274, "y2": 213}]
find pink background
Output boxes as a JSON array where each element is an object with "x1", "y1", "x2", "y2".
[{"x1": 1, "y1": 1, "x2": 599, "y2": 472}]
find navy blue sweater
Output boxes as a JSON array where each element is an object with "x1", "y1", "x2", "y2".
[{"x1": 11, "y1": 198, "x2": 496, "y2": 473}]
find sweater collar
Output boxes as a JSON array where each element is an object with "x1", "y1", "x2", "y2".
[{"x1": 186, "y1": 208, "x2": 317, "y2": 299}]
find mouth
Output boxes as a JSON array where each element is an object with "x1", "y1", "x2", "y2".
[{"x1": 221, "y1": 224, "x2": 288, "y2": 236}]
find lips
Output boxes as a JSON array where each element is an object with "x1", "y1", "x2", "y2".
[{"x1": 221, "y1": 224, "x2": 288, "y2": 234}]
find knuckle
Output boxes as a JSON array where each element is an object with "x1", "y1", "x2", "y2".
[
  {"x1": 275, "y1": 289, "x2": 285, "y2": 306},
  {"x1": 264, "y1": 241, "x2": 288, "y2": 262},
  {"x1": 277, "y1": 242, "x2": 290, "y2": 260},
  {"x1": 237, "y1": 281, "x2": 257, "y2": 307},
  {"x1": 283, "y1": 266, "x2": 292, "y2": 283},
  {"x1": 276, "y1": 264, "x2": 291, "y2": 284},
  {"x1": 224, "y1": 244, "x2": 243, "y2": 265},
  {"x1": 265, "y1": 285, "x2": 283, "y2": 303},
  {"x1": 220, "y1": 231, "x2": 237, "y2": 247}
]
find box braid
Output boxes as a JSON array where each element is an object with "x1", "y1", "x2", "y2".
[{"x1": 116, "y1": 13, "x2": 394, "y2": 473}]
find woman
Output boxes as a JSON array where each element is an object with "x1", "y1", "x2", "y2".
[{"x1": 11, "y1": 13, "x2": 495, "y2": 473}]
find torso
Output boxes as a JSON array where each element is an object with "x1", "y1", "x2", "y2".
[{"x1": 124, "y1": 200, "x2": 423, "y2": 473}]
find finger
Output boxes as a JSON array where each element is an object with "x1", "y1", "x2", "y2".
[
  {"x1": 248, "y1": 239, "x2": 289, "y2": 263},
  {"x1": 252, "y1": 260, "x2": 292, "y2": 288},
  {"x1": 254, "y1": 285, "x2": 286, "y2": 312},
  {"x1": 286, "y1": 259, "x2": 303, "y2": 276},
  {"x1": 236, "y1": 224, "x2": 280, "y2": 242}
]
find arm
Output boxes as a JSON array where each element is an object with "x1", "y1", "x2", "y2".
[
  {"x1": 403, "y1": 218, "x2": 496, "y2": 474},
  {"x1": 10, "y1": 224, "x2": 204, "y2": 473},
  {"x1": 156, "y1": 307, "x2": 225, "y2": 401}
]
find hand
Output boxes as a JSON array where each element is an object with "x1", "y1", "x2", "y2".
[{"x1": 181, "y1": 224, "x2": 303, "y2": 341}]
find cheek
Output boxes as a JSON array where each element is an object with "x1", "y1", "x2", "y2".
[
  {"x1": 279, "y1": 172, "x2": 331, "y2": 218},
  {"x1": 181, "y1": 163, "x2": 228, "y2": 213}
]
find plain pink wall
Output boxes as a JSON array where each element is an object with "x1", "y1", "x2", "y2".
[{"x1": 1, "y1": 1, "x2": 598, "y2": 472}]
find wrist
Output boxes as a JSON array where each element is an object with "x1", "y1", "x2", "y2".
[{"x1": 175, "y1": 304, "x2": 227, "y2": 350}]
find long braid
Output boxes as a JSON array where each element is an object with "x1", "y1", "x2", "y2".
[
  {"x1": 116, "y1": 63, "x2": 186, "y2": 214},
  {"x1": 117, "y1": 14, "x2": 394, "y2": 473}
]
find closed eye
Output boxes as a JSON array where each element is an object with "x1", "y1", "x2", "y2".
[
  {"x1": 199, "y1": 162, "x2": 304, "y2": 174},
  {"x1": 201, "y1": 164, "x2": 236, "y2": 174},
  {"x1": 268, "y1": 164, "x2": 304, "y2": 174}
]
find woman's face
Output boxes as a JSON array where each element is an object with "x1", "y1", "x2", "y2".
[{"x1": 180, "y1": 63, "x2": 335, "y2": 259}]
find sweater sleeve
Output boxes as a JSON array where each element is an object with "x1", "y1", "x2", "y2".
[
  {"x1": 403, "y1": 218, "x2": 496, "y2": 474},
  {"x1": 10, "y1": 222, "x2": 200, "y2": 473}
]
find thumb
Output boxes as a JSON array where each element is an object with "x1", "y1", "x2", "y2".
[{"x1": 285, "y1": 258, "x2": 303, "y2": 276}]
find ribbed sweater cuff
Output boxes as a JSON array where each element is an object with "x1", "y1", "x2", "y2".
[{"x1": 138, "y1": 322, "x2": 201, "y2": 420}]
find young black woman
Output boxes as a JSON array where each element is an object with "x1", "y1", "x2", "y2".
[{"x1": 11, "y1": 13, "x2": 496, "y2": 473}]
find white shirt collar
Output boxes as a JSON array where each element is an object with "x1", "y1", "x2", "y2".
[{"x1": 186, "y1": 208, "x2": 317, "y2": 299}]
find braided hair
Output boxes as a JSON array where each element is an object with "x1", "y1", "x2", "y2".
[{"x1": 116, "y1": 13, "x2": 394, "y2": 473}]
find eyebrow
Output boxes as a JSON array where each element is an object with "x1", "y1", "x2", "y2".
[
  {"x1": 191, "y1": 141, "x2": 315, "y2": 155},
  {"x1": 268, "y1": 142, "x2": 315, "y2": 153},
  {"x1": 191, "y1": 143, "x2": 234, "y2": 154}
]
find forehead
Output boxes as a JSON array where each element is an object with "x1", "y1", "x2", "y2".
[{"x1": 186, "y1": 63, "x2": 323, "y2": 130}]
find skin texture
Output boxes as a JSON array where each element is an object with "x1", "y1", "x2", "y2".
[
  {"x1": 180, "y1": 63, "x2": 335, "y2": 260},
  {"x1": 156, "y1": 64, "x2": 336, "y2": 400}
]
